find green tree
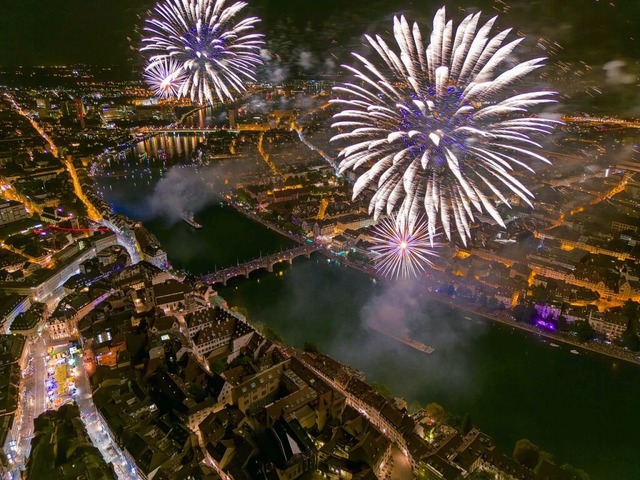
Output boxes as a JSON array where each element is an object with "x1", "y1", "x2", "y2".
[
  {"x1": 303, "y1": 341, "x2": 320, "y2": 354},
  {"x1": 620, "y1": 303, "x2": 640, "y2": 351},
  {"x1": 370, "y1": 381, "x2": 393, "y2": 398},
  {"x1": 461, "y1": 413, "x2": 472, "y2": 434},
  {"x1": 513, "y1": 439, "x2": 540, "y2": 469},
  {"x1": 573, "y1": 320, "x2": 596, "y2": 342},
  {"x1": 530, "y1": 284, "x2": 548, "y2": 302},
  {"x1": 556, "y1": 315, "x2": 569, "y2": 332},
  {"x1": 230, "y1": 306, "x2": 249, "y2": 318},
  {"x1": 425, "y1": 402, "x2": 446, "y2": 424},
  {"x1": 620, "y1": 327, "x2": 640, "y2": 351},
  {"x1": 513, "y1": 303, "x2": 536, "y2": 324},
  {"x1": 263, "y1": 326, "x2": 284, "y2": 343},
  {"x1": 468, "y1": 471, "x2": 496, "y2": 480},
  {"x1": 621, "y1": 299, "x2": 639, "y2": 323},
  {"x1": 561, "y1": 464, "x2": 590, "y2": 480},
  {"x1": 408, "y1": 400, "x2": 423, "y2": 414}
]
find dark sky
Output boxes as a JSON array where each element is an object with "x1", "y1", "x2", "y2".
[
  {"x1": 0, "y1": 0, "x2": 395, "y2": 66},
  {"x1": 0, "y1": 0, "x2": 638, "y2": 67}
]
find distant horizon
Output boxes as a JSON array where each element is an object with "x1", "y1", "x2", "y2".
[{"x1": 1, "y1": 0, "x2": 637, "y2": 67}]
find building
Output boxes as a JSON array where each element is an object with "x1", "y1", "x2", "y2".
[
  {"x1": 611, "y1": 216, "x2": 638, "y2": 234},
  {"x1": 134, "y1": 226, "x2": 169, "y2": 270},
  {"x1": 0, "y1": 295, "x2": 30, "y2": 334},
  {"x1": 152, "y1": 279, "x2": 192, "y2": 312},
  {"x1": 24, "y1": 403, "x2": 116, "y2": 480},
  {"x1": 9, "y1": 303, "x2": 48, "y2": 340},
  {"x1": 0, "y1": 335, "x2": 27, "y2": 478},
  {"x1": 0, "y1": 201, "x2": 28, "y2": 226},
  {"x1": 588, "y1": 310, "x2": 627, "y2": 339},
  {"x1": 92, "y1": 229, "x2": 118, "y2": 252}
]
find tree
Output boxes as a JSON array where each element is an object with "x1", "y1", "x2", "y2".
[
  {"x1": 621, "y1": 300, "x2": 639, "y2": 324},
  {"x1": 263, "y1": 326, "x2": 284, "y2": 343},
  {"x1": 486, "y1": 297, "x2": 499, "y2": 311},
  {"x1": 513, "y1": 303, "x2": 536, "y2": 324},
  {"x1": 408, "y1": 400, "x2": 423, "y2": 414},
  {"x1": 621, "y1": 304, "x2": 640, "y2": 351},
  {"x1": 303, "y1": 341, "x2": 320, "y2": 354},
  {"x1": 479, "y1": 293, "x2": 488, "y2": 307},
  {"x1": 370, "y1": 381, "x2": 393, "y2": 398},
  {"x1": 556, "y1": 315, "x2": 569, "y2": 332},
  {"x1": 513, "y1": 439, "x2": 540, "y2": 469},
  {"x1": 573, "y1": 320, "x2": 596, "y2": 342},
  {"x1": 468, "y1": 471, "x2": 496, "y2": 480},
  {"x1": 561, "y1": 464, "x2": 590, "y2": 480},
  {"x1": 620, "y1": 328, "x2": 640, "y2": 351},
  {"x1": 230, "y1": 306, "x2": 249, "y2": 318},
  {"x1": 461, "y1": 413, "x2": 472, "y2": 434},
  {"x1": 425, "y1": 402, "x2": 446, "y2": 425},
  {"x1": 530, "y1": 284, "x2": 548, "y2": 302}
]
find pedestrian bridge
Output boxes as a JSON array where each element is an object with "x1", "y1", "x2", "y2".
[{"x1": 200, "y1": 244, "x2": 320, "y2": 285}]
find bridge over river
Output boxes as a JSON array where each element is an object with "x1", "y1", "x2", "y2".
[
  {"x1": 149, "y1": 124, "x2": 270, "y2": 134},
  {"x1": 200, "y1": 244, "x2": 320, "y2": 285}
]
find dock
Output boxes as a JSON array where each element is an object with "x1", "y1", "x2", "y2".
[{"x1": 369, "y1": 324, "x2": 434, "y2": 354}]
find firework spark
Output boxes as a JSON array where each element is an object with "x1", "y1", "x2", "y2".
[
  {"x1": 371, "y1": 215, "x2": 440, "y2": 279},
  {"x1": 144, "y1": 58, "x2": 187, "y2": 99},
  {"x1": 332, "y1": 6, "x2": 558, "y2": 245},
  {"x1": 142, "y1": 0, "x2": 264, "y2": 105}
]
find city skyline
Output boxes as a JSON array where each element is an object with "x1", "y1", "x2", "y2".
[{"x1": 0, "y1": 1, "x2": 640, "y2": 479}]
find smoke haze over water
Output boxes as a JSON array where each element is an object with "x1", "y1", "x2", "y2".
[{"x1": 339, "y1": 279, "x2": 488, "y2": 399}]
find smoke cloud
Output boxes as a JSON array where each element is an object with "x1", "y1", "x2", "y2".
[
  {"x1": 143, "y1": 159, "x2": 259, "y2": 223},
  {"x1": 145, "y1": 167, "x2": 214, "y2": 221},
  {"x1": 603, "y1": 59, "x2": 636, "y2": 85},
  {"x1": 342, "y1": 278, "x2": 487, "y2": 400}
]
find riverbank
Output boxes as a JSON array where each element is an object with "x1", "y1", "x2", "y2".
[
  {"x1": 430, "y1": 294, "x2": 640, "y2": 366},
  {"x1": 226, "y1": 200, "x2": 640, "y2": 368}
]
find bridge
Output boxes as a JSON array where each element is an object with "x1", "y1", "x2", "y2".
[
  {"x1": 148, "y1": 124, "x2": 273, "y2": 134},
  {"x1": 200, "y1": 244, "x2": 320, "y2": 285},
  {"x1": 150, "y1": 126, "x2": 240, "y2": 134}
]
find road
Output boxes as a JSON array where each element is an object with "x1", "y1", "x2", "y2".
[
  {"x1": 13, "y1": 337, "x2": 137, "y2": 479},
  {"x1": 74, "y1": 349, "x2": 138, "y2": 480},
  {"x1": 14, "y1": 337, "x2": 46, "y2": 471}
]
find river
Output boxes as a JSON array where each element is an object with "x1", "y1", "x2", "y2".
[{"x1": 95, "y1": 136, "x2": 640, "y2": 480}]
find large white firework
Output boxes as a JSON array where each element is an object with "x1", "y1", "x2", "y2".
[
  {"x1": 370, "y1": 215, "x2": 440, "y2": 279},
  {"x1": 141, "y1": 0, "x2": 264, "y2": 104},
  {"x1": 332, "y1": 7, "x2": 558, "y2": 245},
  {"x1": 144, "y1": 58, "x2": 187, "y2": 99}
]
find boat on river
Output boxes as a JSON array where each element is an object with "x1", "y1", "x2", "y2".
[
  {"x1": 570, "y1": 349, "x2": 580, "y2": 355},
  {"x1": 369, "y1": 324, "x2": 434, "y2": 354},
  {"x1": 182, "y1": 211, "x2": 202, "y2": 229}
]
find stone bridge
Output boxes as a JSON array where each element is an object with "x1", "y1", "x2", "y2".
[{"x1": 200, "y1": 244, "x2": 319, "y2": 285}]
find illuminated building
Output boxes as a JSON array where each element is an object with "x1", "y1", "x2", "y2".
[{"x1": 0, "y1": 201, "x2": 28, "y2": 226}]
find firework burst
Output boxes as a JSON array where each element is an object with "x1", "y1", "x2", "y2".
[
  {"x1": 371, "y1": 215, "x2": 440, "y2": 279},
  {"x1": 144, "y1": 58, "x2": 187, "y2": 99},
  {"x1": 142, "y1": 0, "x2": 264, "y2": 104},
  {"x1": 332, "y1": 6, "x2": 558, "y2": 245}
]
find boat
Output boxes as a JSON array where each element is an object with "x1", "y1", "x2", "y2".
[
  {"x1": 549, "y1": 343, "x2": 560, "y2": 348},
  {"x1": 181, "y1": 211, "x2": 202, "y2": 229},
  {"x1": 570, "y1": 349, "x2": 580, "y2": 355},
  {"x1": 369, "y1": 324, "x2": 434, "y2": 354}
]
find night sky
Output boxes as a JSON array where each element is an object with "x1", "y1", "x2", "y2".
[{"x1": 0, "y1": 0, "x2": 638, "y2": 67}]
